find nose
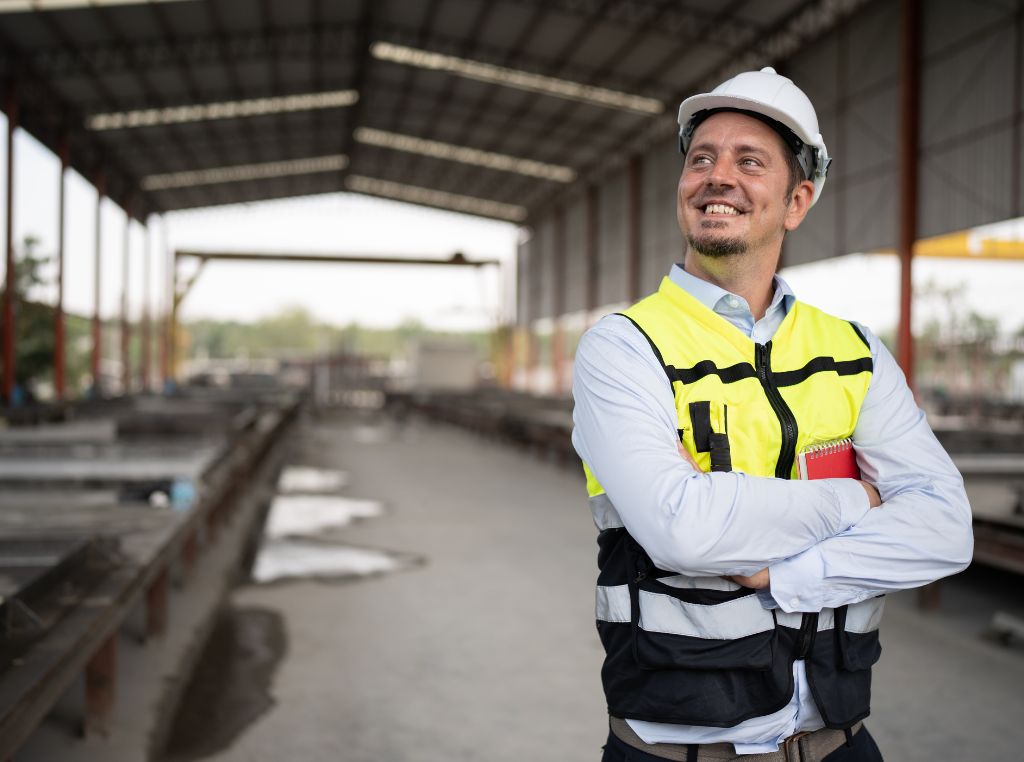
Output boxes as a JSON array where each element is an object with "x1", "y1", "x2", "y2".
[{"x1": 705, "y1": 157, "x2": 737, "y2": 188}]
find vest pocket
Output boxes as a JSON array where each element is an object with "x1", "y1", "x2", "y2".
[
  {"x1": 629, "y1": 579, "x2": 777, "y2": 671},
  {"x1": 834, "y1": 599, "x2": 884, "y2": 671}
]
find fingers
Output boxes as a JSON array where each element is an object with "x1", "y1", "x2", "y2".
[
  {"x1": 677, "y1": 441, "x2": 700, "y2": 470},
  {"x1": 858, "y1": 479, "x2": 882, "y2": 508}
]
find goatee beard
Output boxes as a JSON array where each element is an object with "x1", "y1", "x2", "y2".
[{"x1": 687, "y1": 233, "x2": 747, "y2": 258}]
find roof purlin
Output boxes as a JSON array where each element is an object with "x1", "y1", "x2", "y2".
[
  {"x1": 503, "y1": 0, "x2": 754, "y2": 209},
  {"x1": 384, "y1": 0, "x2": 497, "y2": 193}
]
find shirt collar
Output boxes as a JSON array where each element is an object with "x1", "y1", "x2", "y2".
[{"x1": 668, "y1": 263, "x2": 795, "y2": 319}]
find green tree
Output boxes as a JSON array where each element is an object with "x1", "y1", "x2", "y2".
[{"x1": 0, "y1": 235, "x2": 58, "y2": 399}]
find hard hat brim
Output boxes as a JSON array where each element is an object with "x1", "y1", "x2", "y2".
[{"x1": 678, "y1": 92, "x2": 818, "y2": 149}]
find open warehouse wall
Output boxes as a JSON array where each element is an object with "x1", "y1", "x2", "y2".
[{"x1": 517, "y1": 0, "x2": 1024, "y2": 326}]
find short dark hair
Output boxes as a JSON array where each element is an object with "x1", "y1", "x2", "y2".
[{"x1": 780, "y1": 141, "x2": 805, "y2": 200}]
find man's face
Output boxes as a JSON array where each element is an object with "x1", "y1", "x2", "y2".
[{"x1": 677, "y1": 111, "x2": 809, "y2": 260}]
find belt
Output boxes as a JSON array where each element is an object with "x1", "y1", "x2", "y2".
[{"x1": 609, "y1": 716, "x2": 863, "y2": 762}]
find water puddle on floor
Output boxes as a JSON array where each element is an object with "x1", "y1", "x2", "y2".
[
  {"x1": 160, "y1": 607, "x2": 285, "y2": 762},
  {"x1": 263, "y1": 494, "x2": 382, "y2": 538},
  {"x1": 276, "y1": 466, "x2": 349, "y2": 493},
  {"x1": 251, "y1": 539, "x2": 416, "y2": 584},
  {"x1": 351, "y1": 424, "x2": 391, "y2": 444},
  {"x1": 250, "y1": 476, "x2": 419, "y2": 584}
]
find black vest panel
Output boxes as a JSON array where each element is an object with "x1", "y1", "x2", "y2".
[{"x1": 596, "y1": 528, "x2": 879, "y2": 728}]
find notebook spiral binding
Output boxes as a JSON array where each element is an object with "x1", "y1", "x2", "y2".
[{"x1": 803, "y1": 437, "x2": 853, "y2": 458}]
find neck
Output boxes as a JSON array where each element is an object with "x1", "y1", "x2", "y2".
[{"x1": 683, "y1": 248, "x2": 780, "y2": 320}]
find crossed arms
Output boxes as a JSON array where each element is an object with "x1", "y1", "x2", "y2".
[{"x1": 571, "y1": 315, "x2": 973, "y2": 613}]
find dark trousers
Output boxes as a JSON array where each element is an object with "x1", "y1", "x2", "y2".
[{"x1": 601, "y1": 726, "x2": 884, "y2": 762}]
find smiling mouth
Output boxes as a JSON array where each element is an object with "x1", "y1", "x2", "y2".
[{"x1": 701, "y1": 203, "x2": 743, "y2": 216}]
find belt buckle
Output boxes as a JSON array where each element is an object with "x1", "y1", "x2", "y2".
[{"x1": 783, "y1": 730, "x2": 811, "y2": 749}]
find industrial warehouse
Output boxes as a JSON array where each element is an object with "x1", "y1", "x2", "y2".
[{"x1": 1, "y1": 1, "x2": 1023, "y2": 760}]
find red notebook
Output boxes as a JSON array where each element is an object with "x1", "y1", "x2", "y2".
[{"x1": 796, "y1": 437, "x2": 860, "y2": 480}]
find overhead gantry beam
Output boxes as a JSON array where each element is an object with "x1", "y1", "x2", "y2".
[{"x1": 167, "y1": 249, "x2": 502, "y2": 383}]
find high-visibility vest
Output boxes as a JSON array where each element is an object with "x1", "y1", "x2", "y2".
[{"x1": 583, "y1": 276, "x2": 881, "y2": 728}]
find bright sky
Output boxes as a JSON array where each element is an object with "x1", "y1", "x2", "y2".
[{"x1": 3, "y1": 112, "x2": 1023, "y2": 337}]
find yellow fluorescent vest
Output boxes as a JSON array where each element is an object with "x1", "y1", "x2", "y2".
[{"x1": 585, "y1": 275, "x2": 873, "y2": 495}]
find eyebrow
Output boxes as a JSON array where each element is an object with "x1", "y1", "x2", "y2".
[{"x1": 689, "y1": 142, "x2": 773, "y2": 159}]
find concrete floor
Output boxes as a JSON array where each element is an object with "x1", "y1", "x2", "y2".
[{"x1": 204, "y1": 410, "x2": 1024, "y2": 762}]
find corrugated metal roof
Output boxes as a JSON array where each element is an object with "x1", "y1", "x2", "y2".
[{"x1": 0, "y1": 0, "x2": 833, "y2": 221}]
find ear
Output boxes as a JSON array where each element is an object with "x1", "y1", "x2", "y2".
[{"x1": 784, "y1": 180, "x2": 815, "y2": 231}]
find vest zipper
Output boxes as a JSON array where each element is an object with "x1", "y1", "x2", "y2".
[
  {"x1": 796, "y1": 612, "x2": 819, "y2": 659},
  {"x1": 754, "y1": 342, "x2": 798, "y2": 480}
]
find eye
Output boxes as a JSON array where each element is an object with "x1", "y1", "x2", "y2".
[
  {"x1": 740, "y1": 157, "x2": 762, "y2": 167},
  {"x1": 690, "y1": 154, "x2": 712, "y2": 166}
]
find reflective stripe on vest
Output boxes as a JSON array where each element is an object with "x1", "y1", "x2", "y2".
[{"x1": 598, "y1": 585, "x2": 885, "y2": 635}]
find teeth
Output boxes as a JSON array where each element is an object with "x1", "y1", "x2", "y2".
[{"x1": 705, "y1": 203, "x2": 739, "y2": 215}]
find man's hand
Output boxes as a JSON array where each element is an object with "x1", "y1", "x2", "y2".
[
  {"x1": 677, "y1": 441, "x2": 700, "y2": 470},
  {"x1": 728, "y1": 568, "x2": 770, "y2": 589},
  {"x1": 859, "y1": 480, "x2": 882, "y2": 508}
]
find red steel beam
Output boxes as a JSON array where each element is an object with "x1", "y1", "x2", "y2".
[
  {"x1": 552, "y1": 206, "x2": 567, "y2": 394},
  {"x1": 83, "y1": 634, "x2": 117, "y2": 737},
  {"x1": 3, "y1": 82, "x2": 16, "y2": 404},
  {"x1": 627, "y1": 155, "x2": 642, "y2": 304},
  {"x1": 159, "y1": 216, "x2": 170, "y2": 391},
  {"x1": 585, "y1": 185, "x2": 599, "y2": 323},
  {"x1": 55, "y1": 135, "x2": 68, "y2": 401},
  {"x1": 897, "y1": 0, "x2": 921, "y2": 390},
  {"x1": 141, "y1": 219, "x2": 150, "y2": 392},
  {"x1": 91, "y1": 171, "x2": 106, "y2": 395},
  {"x1": 120, "y1": 202, "x2": 131, "y2": 394},
  {"x1": 174, "y1": 250, "x2": 500, "y2": 267},
  {"x1": 145, "y1": 567, "x2": 169, "y2": 639}
]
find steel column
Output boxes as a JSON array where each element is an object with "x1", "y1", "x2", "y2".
[
  {"x1": 83, "y1": 634, "x2": 117, "y2": 737},
  {"x1": 141, "y1": 218, "x2": 151, "y2": 392},
  {"x1": 55, "y1": 135, "x2": 68, "y2": 400},
  {"x1": 585, "y1": 185, "x2": 599, "y2": 323},
  {"x1": 1012, "y1": 0, "x2": 1023, "y2": 217},
  {"x1": 169, "y1": 251, "x2": 177, "y2": 387},
  {"x1": 552, "y1": 207, "x2": 567, "y2": 394},
  {"x1": 91, "y1": 171, "x2": 105, "y2": 396},
  {"x1": 3, "y1": 82, "x2": 17, "y2": 404},
  {"x1": 120, "y1": 203, "x2": 131, "y2": 394},
  {"x1": 159, "y1": 216, "x2": 170, "y2": 391},
  {"x1": 145, "y1": 567, "x2": 169, "y2": 639},
  {"x1": 897, "y1": 0, "x2": 921, "y2": 390},
  {"x1": 627, "y1": 155, "x2": 642, "y2": 303}
]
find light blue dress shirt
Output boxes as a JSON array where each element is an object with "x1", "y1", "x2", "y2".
[{"x1": 571, "y1": 264, "x2": 973, "y2": 753}]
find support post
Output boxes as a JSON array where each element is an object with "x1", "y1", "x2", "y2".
[
  {"x1": 83, "y1": 634, "x2": 117, "y2": 737},
  {"x1": 141, "y1": 217, "x2": 151, "y2": 392},
  {"x1": 897, "y1": 0, "x2": 920, "y2": 390},
  {"x1": 145, "y1": 567, "x2": 169, "y2": 639},
  {"x1": 3, "y1": 82, "x2": 17, "y2": 404},
  {"x1": 627, "y1": 155, "x2": 642, "y2": 304},
  {"x1": 180, "y1": 529, "x2": 199, "y2": 581},
  {"x1": 585, "y1": 185, "x2": 599, "y2": 325},
  {"x1": 900, "y1": 0, "x2": 936, "y2": 610},
  {"x1": 159, "y1": 216, "x2": 170, "y2": 391},
  {"x1": 91, "y1": 171, "x2": 106, "y2": 396},
  {"x1": 55, "y1": 134, "x2": 68, "y2": 401},
  {"x1": 552, "y1": 207, "x2": 567, "y2": 394},
  {"x1": 169, "y1": 251, "x2": 178, "y2": 387},
  {"x1": 120, "y1": 203, "x2": 131, "y2": 394}
]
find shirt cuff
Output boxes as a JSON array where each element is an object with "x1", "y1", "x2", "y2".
[
  {"x1": 768, "y1": 545, "x2": 826, "y2": 613},
  {"x1": 826, "y1": 477, "x2": 871, "y2": 532}
]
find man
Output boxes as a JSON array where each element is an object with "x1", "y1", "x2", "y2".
[{"x1": 571, "y1": 67, "x2": 973, "y2": 761}]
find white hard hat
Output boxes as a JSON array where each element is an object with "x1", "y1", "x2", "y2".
[{"x1": 677, "y1": 67, "x2": 831, "y2": 205}]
